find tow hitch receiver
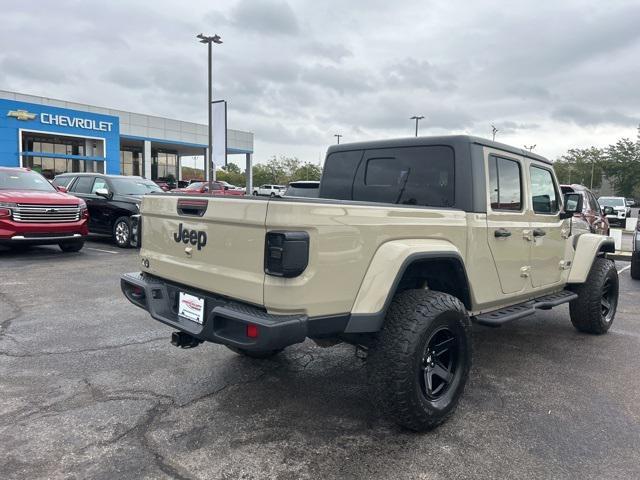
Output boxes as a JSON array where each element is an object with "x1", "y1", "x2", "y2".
[{"x1": 171, "y1": 331, "x2": 203, "y2": 349}]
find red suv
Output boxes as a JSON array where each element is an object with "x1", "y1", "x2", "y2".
[
  {"x1": 0, "y1": 167, "x2": 89, "y2": 252},
  {"x1": 560, "y1": 184, "x2": 609, "y2": 236}
]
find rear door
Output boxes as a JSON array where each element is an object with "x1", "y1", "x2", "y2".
[
  {"x1": 69, "y1": 176, "x2": 101, "y2": 230},
  {"x1": 528, "y1": 163, "x2": 565, "y2": 288},
  {"x1": 140, "y1": 196, "x2": 269, "y2": 306},
  {"x1": 485, "y1": 152, "x2": 531, "y2": 294}
]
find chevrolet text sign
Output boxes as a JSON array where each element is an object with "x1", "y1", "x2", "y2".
[{"x1": 40, "y1": 113, "x2": 113, "y2": 132}]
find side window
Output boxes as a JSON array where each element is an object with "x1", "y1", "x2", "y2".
[
  {"x1": 588, "y1": 192, "x2": 600, "y2": 213},
  {"x1": 530, "y1": 166, "x2": 559, "y2": 214},
  {"x1": 352, "y1": 146, "x2": 455, "y2": 207},
  {"x1": 319, "y1": 150, "x2": 363, "y2": 200},
  {"x1": 92, "y1": 178, "x2": 108, "y2": 193},
  {"x1": 70, "y1": 176, "x2": 94, "y2": 194},
  {"x1": 212, "y1": 183, "x2": 222, "y2": 191},
  {"x1": 488, "y1": 156, "x2": 522, "y2": 211},
  {"x1": 53, "y1": 176, "x2": 73, "y2": 188}
]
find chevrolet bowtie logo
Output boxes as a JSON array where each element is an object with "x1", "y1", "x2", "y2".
[{"x1": 7, "y1": 109, "x2": 37, "y2": 121}]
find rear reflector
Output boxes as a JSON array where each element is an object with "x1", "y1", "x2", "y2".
[{"x1": 246, "y1": 324, "x2": 259, "y2": 338}]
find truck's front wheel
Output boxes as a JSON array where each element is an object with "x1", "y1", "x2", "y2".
[
  {"x1": 569, "y1": 257, "x2": 618, "y2": 334},
  {"x1": 367, "y1": 290, "x2": 472, "y2": 432}
]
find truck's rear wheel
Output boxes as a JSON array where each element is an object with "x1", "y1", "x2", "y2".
[
  {"x1": 367, "y1": 289, "x2": 472, "y2": 432},
  {"x1": 569, "y1": 257, "x2": 618, "y2": 334},
  {"x1": 226, "y1": 346, "x2": 283, "y2": 359}
]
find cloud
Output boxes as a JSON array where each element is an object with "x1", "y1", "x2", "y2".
[
  {"x1": 209, "y1": 0, "x2": 300, "y2": 36},
  {"x1": 551, "y1": 106, "x2": 639, "y2": 127}
]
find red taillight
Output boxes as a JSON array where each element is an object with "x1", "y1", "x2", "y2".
[
  {"x1": 246, "y1": 324, "x2": 259, "y2": 338},
  {"x1": 0, "y1": 208, "x2": 11, "y2": 218}
]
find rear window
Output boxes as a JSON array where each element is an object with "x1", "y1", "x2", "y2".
[{"x1": 321, "y1": 146, "x2": 455, "y2": 208}]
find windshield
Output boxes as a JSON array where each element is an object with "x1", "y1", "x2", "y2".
[
  {"x1": 110, "y1": 178, "x2": 163, "y2": 195},
  {"x1": 0, "y1": 169, "x2": 56, "y2": 192},
  {"x1": 598, "y1": 197, "x2": 625, "y2": 207}
]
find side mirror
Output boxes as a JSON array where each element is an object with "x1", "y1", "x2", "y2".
[
  {"x1": 560, "y1": 193, "x2": 583, "y2": 219},
  {"x1": 602, "y1": 206, "x2": 614, "y2": 215},
  {"x1": 57, "y1": 185, "x2": 68, "y2": 193},
  {"x1": 95, "y1": 188, "x2": 111, "y2": 199}
]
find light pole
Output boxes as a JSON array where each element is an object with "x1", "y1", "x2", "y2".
[
  {"x1": 524, "y1": 144, "x2": 536, "y2": 152},
  {"x1": 334, "y1": 134, "x2": 342, "y2": 144},
  {"x1": 197, "y1": 33, "x2": 223, "y2": 193},
  {"x1": 491, "y1": 124, "x2": 498, "y2": 141},
  {"x1": 410, "y1": 115, "x2": 424, "y2": 137}
]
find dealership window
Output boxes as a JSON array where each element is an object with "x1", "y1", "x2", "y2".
[
  {"x1": 24, "y1": 156, "x2": 104, "y2": 179},
  {"x1": 120, "y1": 149, "x2": 142, "y2": 176},
  {"x1": 152, "y1": 150, "x2": 178, "y2": 180},
  {"x1": 23, "y1": 133, "x2": 86, "y2": 157}
]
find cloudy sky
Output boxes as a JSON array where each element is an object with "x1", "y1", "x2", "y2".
[{"x1": 1, "y1": 0, "x2": 639, "y2": 167}]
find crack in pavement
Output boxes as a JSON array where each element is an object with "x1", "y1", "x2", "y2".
[
  {"x1": 0, "y1": 290, "x2": 23, "y2": 340},
  {"x1": 0, "y1": 336, "x2": 166, "y2": 358}
]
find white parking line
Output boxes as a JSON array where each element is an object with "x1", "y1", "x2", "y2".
[
  {"x1": 86, "y1": 247, "x2": 119, "y2": 254},
  {"x1": 617, "y1": 265, "x2": 631, "y2": 274}
]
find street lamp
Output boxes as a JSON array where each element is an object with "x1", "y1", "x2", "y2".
[
  {"x1": 334, "y1": 134, "x2": 342, "y2": 144},
  {"x1": 197, "y1": 33, "x2": 223, "y2": 192},
  {"x1": 524, "y1": 144, "x2": 537, "y2": 152},
  {"x1": 491, "y1": 124, "x2": 498, "y2": 141},
  {"x1": 410, "y1": 115, "x2": 424, "y2": 137}
]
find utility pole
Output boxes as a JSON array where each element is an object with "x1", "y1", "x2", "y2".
[
  {"x1": 491, "y1": 125, "x2": 498, "y2": 141},
  {"x1": 197, "y1": 33, "x2": 223, "y2": 192},
  {"x1": 334, "y1": 134, "x2": 342, "y2": 144},
  {"x1": 410, "y1": 115, "x2": 424, "y2": 137}
]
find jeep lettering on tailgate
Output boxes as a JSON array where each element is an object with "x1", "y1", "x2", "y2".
[{"x1": 173, "y1": 223, "x2": 207, "y2": 250}]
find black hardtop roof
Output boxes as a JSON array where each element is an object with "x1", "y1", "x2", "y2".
[{"x1": 326, "y1": 135, "x2": 552, "y2": 165}]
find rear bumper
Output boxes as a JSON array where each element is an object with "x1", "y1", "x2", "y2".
[{"x1": 121, "y1": 272, "x2": 315, "y2": 351}]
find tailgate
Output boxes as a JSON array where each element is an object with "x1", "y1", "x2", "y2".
[{"x1": 139, "y1": 195, "x2": 268, "y2": 306}]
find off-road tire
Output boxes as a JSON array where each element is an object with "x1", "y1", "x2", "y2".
[
  {"x1": 59, "y1": 240, "x2": 85, "y2": 253},
  {"x1": 113, "y1": 216, "x2": 131, "y2": 248},
  {"x1": 569, "y1": 257, "x2": 618, "y2": 334},
  {"x1": 367, "y1": 289, "x2": 472, "y2": 432},
  {"x1": 226, "y1": 346, "x2": 283, "y2": 359},
  {"x1": 631, "y1": 253, "x2": 640, "y2": 280}
]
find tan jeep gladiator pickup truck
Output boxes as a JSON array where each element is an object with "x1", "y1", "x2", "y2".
[{"x1": 121, "y1": 135, "x2": 617, "y2": 431}]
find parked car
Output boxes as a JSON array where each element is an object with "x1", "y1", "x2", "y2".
[
  {"x1": 560, "y1": 184, "x2": 609, "y2": 236},
  {"x1": 597, "y1": 196, "x2": 630, "y2": 227},
  {"x1": 284, "y1": 180, "x2": 320, "y2": 198},
  {"x1": 253, "y1": 184, "x2": 286, "y2": 197},
  {"x1": 172, "y1": 181, "x2": 245, "y2": 196},
  {"x1": 0, "y1": 167, "x2": 88, "y2": 252},
  {"x1": 53, "y1": 173, "x2": 163, "y2": 248},
  {"x1": 154, "y1": 181, "x2": 171, "y2": 192}
]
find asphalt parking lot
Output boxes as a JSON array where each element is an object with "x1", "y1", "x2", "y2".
[{"x1": 1, "y1": 239, "x2": 639, "y2": 480}]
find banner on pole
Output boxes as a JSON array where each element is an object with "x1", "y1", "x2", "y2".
[{"x1": 211, "y1": 100, "x2": 227, "y2": 168}]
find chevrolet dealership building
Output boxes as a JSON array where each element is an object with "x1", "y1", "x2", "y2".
[{"x1": 0, "y1": 90, "x2": 253, "y2": 182}]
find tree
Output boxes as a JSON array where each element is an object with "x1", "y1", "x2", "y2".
[
  {"x1": 292, "y1": 162, "x2": 322, "y2": 181},
  {"x1": 602, "y1": 137, "x2": 640, "y2": 198},
  {"x1": 217, "y1": 162, "x2": 245, "y2": 186},
  {"x1": 553, "y1": 147, "x2": 604, "y2": 189}
]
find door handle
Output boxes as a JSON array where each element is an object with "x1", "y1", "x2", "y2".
[
  {"x1": 533, "y1": 228, "x2": 546, "y2": 237},
  {"x1": 494, "y1": 228, "x2": 512, "y2": 238}
]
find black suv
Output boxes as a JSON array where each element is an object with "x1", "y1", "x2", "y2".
[{"x1": 53, "y1": 173, "x2": 162, "y2": 247}]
